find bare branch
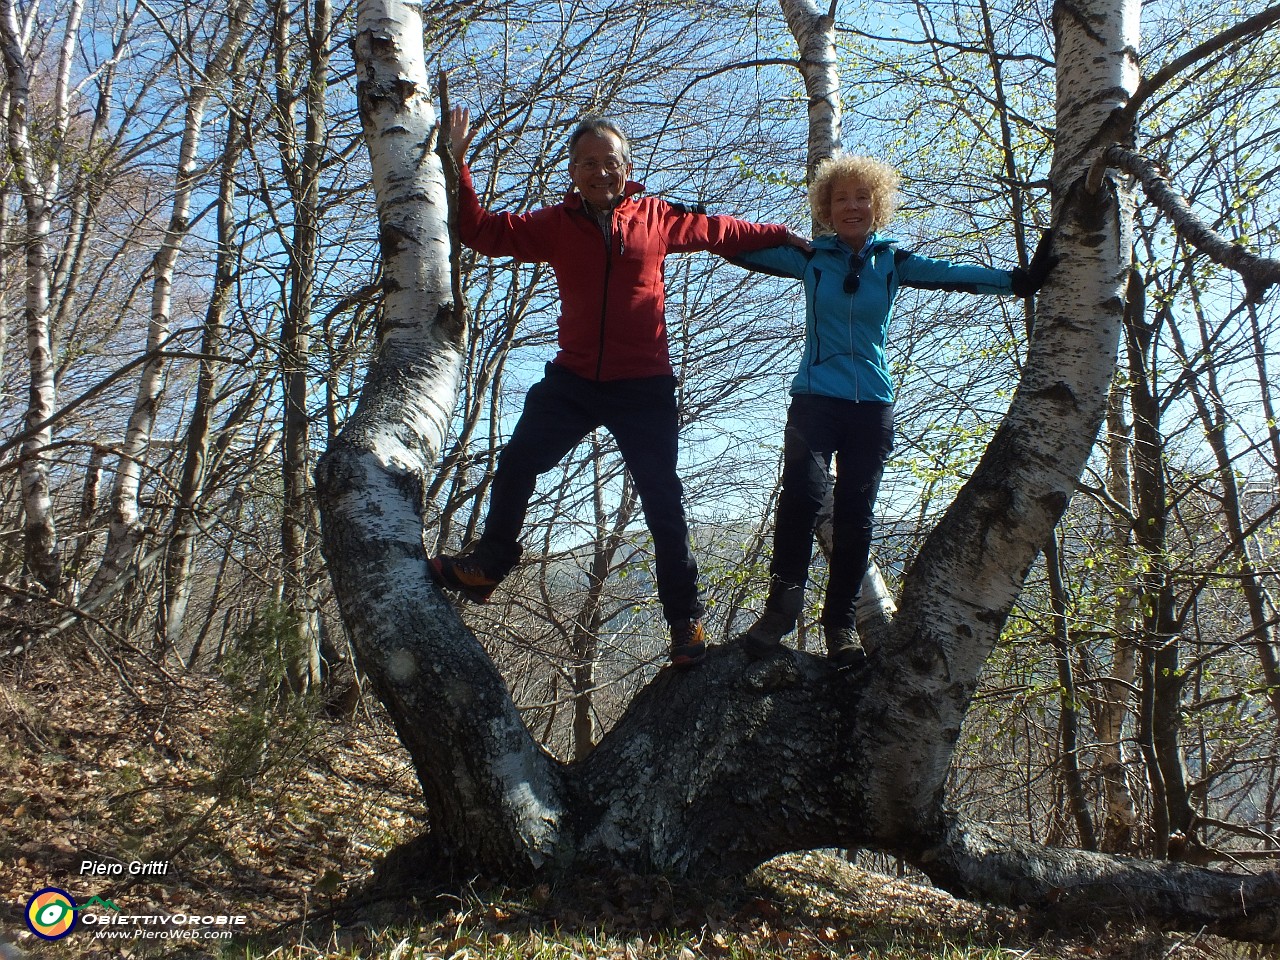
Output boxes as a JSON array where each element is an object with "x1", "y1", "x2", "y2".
[
  {"x1": 1117, "y1": 4, "x2": 1280, "y2": 132},
  {"x1": 649, "y1": 58, "x2": 800, "y2": 163},
  {"x1": 436, "y1": 70, "x2": 465, "y2": 321},
  {"x1": 1107, "y1": 145, "x2": 1280, "y2": 303}
]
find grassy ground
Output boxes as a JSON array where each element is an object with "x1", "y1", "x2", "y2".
[{"x1": 0, "y1": 639, "x2": 1263, "y2": 960}]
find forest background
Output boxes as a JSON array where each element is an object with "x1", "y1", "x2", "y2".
[{"x1": 2, "y1": 0, "x2": 1280, "y2": 955}]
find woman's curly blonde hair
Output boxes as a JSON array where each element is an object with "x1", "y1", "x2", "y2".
[{"x1": 809, "y1": 154, "x2": 901, "y2": 236}]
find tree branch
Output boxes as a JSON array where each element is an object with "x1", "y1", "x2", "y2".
[
  {"x1": 648, "y1": 58, "x2": 800, "y2": 166},
  {"x1": 436, "y1": 69, "x2": 465, "y2": 321},
  {"x1": 1115, "y1": 4, "x2": 1280, "y2": 132},
  {"x1": 1106, "y1": 145, "x2": 1280, "y2": 303},
  {"x1": 922, "y1": 818, "x2": 1280, "y2": 943},
  {"x1": 0, "y1": 329, "x2": 246, "y2": 465}
]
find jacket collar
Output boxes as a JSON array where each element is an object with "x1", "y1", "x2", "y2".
[
  {"x1": 563, "y1": 180, "x2": 646, "y2": 211},
  {"x1": 813, "y1": 231, "x2": 897, "y2": 255}
]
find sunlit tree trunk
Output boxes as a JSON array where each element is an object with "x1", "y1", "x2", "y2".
[
  {"x1": 161, "y1": 65, "x2": 248, "y2": 655},
  {"x1": 67, "y1": 445, "x2": 105, "y2": 587},
  {"x1": 274, "y1": 0, "x2": 331, "y2": 692},
  {"x1": 0, "y1": 0, "x2": 85, "y2": 594},
  {"x1": 1093, "y1": 381, "x2": 1141, "y2": 852},
  {"x1": 318, "y1": 0, "x2": 568, "y2": 874},
  {"x1": 568, "y1": 440, "x2": 636, "y2": 760},
  {"x1": 1124, "y1": 280, "x2": 1197, "y2": 859},
  {"x1": 1045, "y1": 531, "x2": 1098, "y2": 849},
  {"x1": 778, "y1": 0, "x2": 841, "y2": 186},
  {"x1": 84, "y1": 0, "x2": 251, "y2": 605}
]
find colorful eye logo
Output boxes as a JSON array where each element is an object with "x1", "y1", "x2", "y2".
[{"x1": 25, "y1": 887, "x2": 78, "y2": 940}]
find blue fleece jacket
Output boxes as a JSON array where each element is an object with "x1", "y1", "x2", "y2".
[{"x1": 735, "y1": 232, "x2": 1015, "y2": 402}]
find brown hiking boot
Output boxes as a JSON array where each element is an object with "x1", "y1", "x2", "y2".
[
  {"x1": 669, "y1": 618, "x2": 707, "y2": 668},
  {"x1": 825, "y1": 625, "x2": 867, "y2": 671},
  {"x1": 428, "y1": 541, "x2": 513, "y2": 603}
]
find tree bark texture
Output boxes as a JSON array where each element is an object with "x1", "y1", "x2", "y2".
[
  {"x1": 778, "y1": 0, "x2": 841, "y2": 215},
  {"x1": 162, "y1": 68, "x2": 248, "y2": 652},
  {"x1": 1095, "y1": 382, "x2": 1140, "y2": 852},
  {"x1": 317, "y1": 0, "x2": 569, "y2": 875},
  {"x1": 923, "y1": 819, "x2": 1280, "y2": 942},
  {"x1": 275, "y1": 0, "x2": 331, "y2": 692},
  {"x1": 1105, "y1": 145, "x2": 1280, "y2": 302}
]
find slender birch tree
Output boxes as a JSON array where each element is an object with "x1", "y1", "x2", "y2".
[
  {"x1": 0, "y1": 0, "x2": 82, "y2": 593},
  {"x1": 160, "y1": 53, "x2": 251, "y2": 653},
  {"x1": 83, "y1": 0, "x2": 252, "y2": 605},
  {"x1": 270, "y1": 0, "x2": 332, "y2": 692}
]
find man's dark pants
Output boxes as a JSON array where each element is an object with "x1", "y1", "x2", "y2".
[
  {"x1": 480, "y1": 362, "x2": 704, "y2": 625},
  {"x1": 767, "y1": 393, "x2": 894, "y2": 631}
]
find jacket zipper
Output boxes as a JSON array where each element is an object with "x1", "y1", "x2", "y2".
[
  {"x1": 595, "y1": 210, "x2": 614, "y2": 381},
  {"x1": 809, "y1": 267, "x2": 824, "y2": 390},
  {"x1": 848, "y1": 271, "x2": 859, "y2": 401}
]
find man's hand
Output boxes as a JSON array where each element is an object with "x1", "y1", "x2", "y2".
[{"x1": 445, "y1": 105, "x2": 478, "y2": 168}]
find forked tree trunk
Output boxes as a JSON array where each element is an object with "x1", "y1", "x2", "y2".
[
  {"x1": 316, "y1": 0, "x2": 569, "y2": 874},
  {"x1": 314, "y1": 0, "x2": 1280, "y2": 942}
]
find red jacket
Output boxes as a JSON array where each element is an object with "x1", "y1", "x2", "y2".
[{"x1": 457, "y1": 165, "x2": 794, "y2": 381}]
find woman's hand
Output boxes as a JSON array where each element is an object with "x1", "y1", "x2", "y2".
[{"x1": 1011, "y1": 229, "x2": 1058, "y2": 297}]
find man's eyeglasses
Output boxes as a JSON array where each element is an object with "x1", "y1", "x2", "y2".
[{"x1": 572, "y1": 158, "x2": 625, "y2": 173}]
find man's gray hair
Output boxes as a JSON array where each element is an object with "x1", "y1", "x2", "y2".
[{"x1": 568, "y1": 117, "x2": 631, "y2": 164}]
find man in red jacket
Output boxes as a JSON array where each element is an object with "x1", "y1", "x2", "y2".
[{"x1": 430, "y1": 106, "x2": 807, "y2": 667}]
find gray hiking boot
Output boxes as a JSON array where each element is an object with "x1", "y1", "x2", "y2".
[
  {"x1": 825, "y1": 625, "x2": 867, "y2": 671},
  {"x1": 737, "y1": 609, "x2": 796, "y2": 658}
]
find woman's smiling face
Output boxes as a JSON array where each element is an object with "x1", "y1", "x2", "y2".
[{"x1": 829, "y1": 177, "x2": 874, "y2": 248}]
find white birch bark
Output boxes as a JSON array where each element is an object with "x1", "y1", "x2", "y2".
[
  {"x1": 0, "y1": 0, "x2": 85, "y2": 593},
  {"x1": 83, "y1": 1, "x2": 251, "y2": 604},
  {"x1": 778, "y1": 0, "x2": 842, "y2": 186},
  {"x1": 161, "y1": 61, "x2": 247, "y2": 652},
  {"x1": 1096, "y1": 382, "x2": 1140, "y2": 851},
  {"x1": 315, "y1": 0, "x2": 569, "y2": 874},
  {"x1": 853, "y1": 0, "x2": 1140, "y2": 842}
]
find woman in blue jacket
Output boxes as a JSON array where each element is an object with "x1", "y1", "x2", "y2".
[{"x1": 733, "y1": 154, "x2": 1054, "y2": 667}]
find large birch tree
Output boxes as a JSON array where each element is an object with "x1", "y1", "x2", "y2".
[{"x1": 316, "y1": 0, "x2": 1280, "y2": 942}]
